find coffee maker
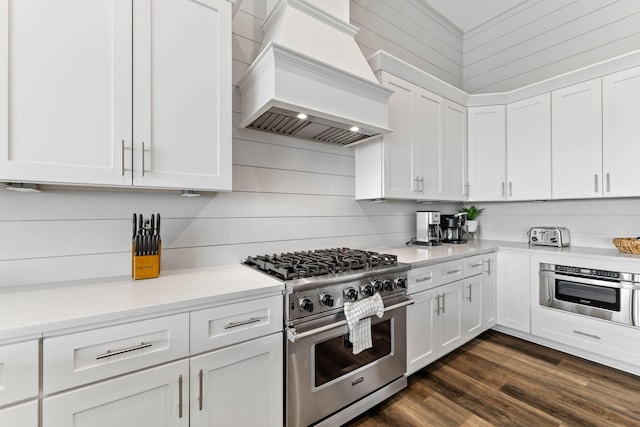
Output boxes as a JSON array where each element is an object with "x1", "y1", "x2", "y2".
[
  {"x1": 415, "y1": 211, "x2": 442, "y2": 246},
  {"x1": 441, "y1": 213, "x2": 467, "y2": 244}
]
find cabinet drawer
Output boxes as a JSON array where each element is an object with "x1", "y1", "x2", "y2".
[
  {"x1": 464, "y1": 254, "x2": 486, "y2": 278},
  {"x1": 532, "y1": 306, "x2": 640, "y2": 366},
  {"x1": 43, "y1": 313, "x2": 189, "y2": 394},
  {"x1": 191, "y1": 295, "x2": 283, "y2": 355},
  {"x1": 438, "y1": 259, "x2": 465, "y2": 283},
  {"x1": 0, "y1": 340, "x2": 39, "y2": 406},
  {"x1": 408, "y1": 264, "x2": 441, "y2": 293}
]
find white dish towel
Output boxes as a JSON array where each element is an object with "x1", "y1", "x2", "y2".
[{"x1": 344, "y1": 292, "x2": 384, "y2": 354}]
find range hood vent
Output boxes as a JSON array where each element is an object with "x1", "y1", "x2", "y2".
[
  {"x1": 237, "y1": 0, "x2": 392, "y2": 147},
  {"x1": 247, "y1": 107, "x2": 379, "y2": 146}
]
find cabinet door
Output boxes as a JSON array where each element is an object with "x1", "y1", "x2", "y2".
[
  {"x1": 190, "y1": 333, "x2": 283, "y2": 427},
  {"x1": 43, "y1": 360, "x2": 189, "y2": 427},
  {"x1": 416, "y1": 88, "x2": 444, "y2": 199},
  {"x1": 0, "y1": 0, "x2": 132, "y2": 186},
  {"x1": 0, "y1": 400, "x2": 38, "y2": 427},
  {"x1": 132, "y1": 0, "x2": 231, "y2": 191},
  {"x1": 603, "y1": 66, "x2": 640, "y2": 198},
  {"x1": 552, "y1": 79, "x2": 602, "y2": 199},
  {"x1": 0, "y1": 339, "x2": 39, "y2": 407},
  {"x1": 467, "y1": 106, "x2": 506, "y2": 201},
  {"x1": 463, "y1": 276, "x2": 483, "y2": 338},
  {"x1": 436, "y1": 281, "x2": 464, "y2": 355},
  {"x1": 497, "y1": 251, "x2": 530, "y2": 333},
  {"x1": 506, "y1": 93, "x2": 551, "y2": 200},
  {"x1": 406, "y1": 289, "x2": 437, "y2": 374},
  {"x1": 482, "y1": 254, "x2": 497, "y2": 328},
  {"x1": 443, "y1": 100, "x2": 468, "y2": 201},
  {"x1": 382, "y1": 74, "x2": 422, "y2": 198}
]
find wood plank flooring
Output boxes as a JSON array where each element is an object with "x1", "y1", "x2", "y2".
[{"x1": 347, "y1": 330, "x2": 640, "y2": 426}]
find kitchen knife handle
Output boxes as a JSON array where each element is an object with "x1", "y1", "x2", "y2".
[{"x1": 141, "y1": 141, "x2": 145, "y2": 177}]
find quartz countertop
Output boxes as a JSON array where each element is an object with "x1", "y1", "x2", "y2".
[{"x1": 0, "y1": 264, "x2": 283, "y2": 342}]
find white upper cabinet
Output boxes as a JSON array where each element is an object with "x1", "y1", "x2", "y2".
[
  {"x1": 602, "y1": 66, "x2": 640, "y2": 198},
  {"x1": 0, "y1": 0, "x2": 232, "y2": 191},
  {"x1": 355, "y1": 72, "x2": 466, "y2": 201},
  {"x1": 506, "y1": 93, "x2": 551, "y2": 200},
  {"x1": 443, "y1": 100, "x2": 468, "y2": 201},
  {"x1": 467, "y1": 105, "x2": 506, "y2": 201},
  {"x1": 551, "y1": 79, "x2": 603, "y2": 199}
]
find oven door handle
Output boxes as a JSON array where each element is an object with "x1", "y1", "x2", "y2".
[{"x1": 286, "y1": 296, "x2": 415, "y2": 343}]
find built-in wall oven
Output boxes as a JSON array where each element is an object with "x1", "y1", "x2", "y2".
[
  {"x1": 539, "y1": 263, "x2": 640, "y2": 326},
  {"x1": 244, "y1": 248, "x2": 412, "y2": 427}
]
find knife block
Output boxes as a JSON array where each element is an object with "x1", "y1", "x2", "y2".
[{"x1": 132, "y1": 243, "x2": 161, "y2": 280}]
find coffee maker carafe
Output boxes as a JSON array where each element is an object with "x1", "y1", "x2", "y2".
[
  {"x1": 415, "y1": 211, "x2": 442, "y2": 246},
  {"x1": 441, "y1": 213, "x2": 467, "y2": 244}
]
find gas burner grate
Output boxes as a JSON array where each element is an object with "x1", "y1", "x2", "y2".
[{"x1": 244, "y1": 248, "x2": 397, "y2": 281}]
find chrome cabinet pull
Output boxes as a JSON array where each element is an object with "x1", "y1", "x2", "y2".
[
  {"x1": 470, "y1": 262, "x2": 483, "y2": 268},
  {"x1": 224, "y1": 317, "x2": 261, "y2": 329},
  {"x1": 198, "y1": 369, "x2": 204, "y2": 411},
  {"x1": 509, "y1": 181, "x2": 513, "y2": 197},
  {"x1": 466, "y1": 284, "x2": 472, "y2": 302},
  {"x1": 96, "y1": 341, "x2": 152, "y2": 359},
  {"x1": 464, "y1": 183, "x2": 469, "y2": 196},
  {"x1": 141, "y1": 141, "x2": 145, "y2": 177},
  {"x1": 419, "y1": 177, "x2": 424, "y2": 193},
  {"x1": 485, "y1": 259, "x2": 491, "y2": 275},
  {"x1": 501, "y1": 182, "x2": 505, "y2": 197},
  {"x1": 121, "y1": 139, "x2": 125, "y2": 176},
  {"x1": 442, "y1": 293, "x2": 445, "y2": 314},
  {"x1": 414, "y1": 176, "x2": 420, "y2": 193},
  {"x1": 178, "y1": 375, "x2": 183, "y2": 418},
  {"x1": 446, "y1": 268, "x2": 460, "y2": 275},
  {"x1": 415, "y1": 275, "x2": 432, "y2": 283},
  {"x1": 594, "y1": 174, "x2": 599, "y2": 193},
  {"x1": 606, "y1": 173, "x2": 611, "y2": 193},
  {"x1": 573, "y1": 330, "x2": 601, "y2": 340},
  {"x1": 435, "y1": 294, "x2": 441, "y2": 316}
]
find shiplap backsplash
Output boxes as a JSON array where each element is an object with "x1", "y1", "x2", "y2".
[
  {"x1": 3, "y1": 0, "x2": 640, "y2": 287},
  {"x1": 463, "y1": 0, "x2": 640, "y2": 93}
]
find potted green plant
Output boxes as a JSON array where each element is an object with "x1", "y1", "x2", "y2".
[{"x1": 457, "y1": 205, "x2": 484, "y2": 233}]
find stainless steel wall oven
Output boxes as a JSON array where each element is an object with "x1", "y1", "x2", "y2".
[{"x1": 539, "y1": 263, "x2": 640, "y2": 326}]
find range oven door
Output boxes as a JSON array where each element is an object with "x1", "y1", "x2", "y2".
[
  {"x1": 540, "y1": 270, "x2": 633, "y2": 325},
  {"x1": 285, "y1": 295, "x2": 411, "y2": 427}
]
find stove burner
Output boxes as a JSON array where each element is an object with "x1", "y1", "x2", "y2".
[{"x1": 244, "y1": 248, "x2": 398, "y2": 281}]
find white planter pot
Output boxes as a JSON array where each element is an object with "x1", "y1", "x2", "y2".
[{"x1": 466, "y1": 220, "x2": 479, "y2": 233}]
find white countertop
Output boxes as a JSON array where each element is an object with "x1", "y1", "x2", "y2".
[{"x1": 0, "y1": 264, "x2": 283, "y2": 341}]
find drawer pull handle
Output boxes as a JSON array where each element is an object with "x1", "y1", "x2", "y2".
[
  {"x1": 178, "y1": 375, "x2": 183, "y2": 418},
  {"x1": 573, "y1": 330, "x2": 601, "y2": 340},
  {"x1": 199, "y1": 369, "x2": 204, "y2": 411},
  {"x1": 466, "y1": 284, "x2": 472, "y2": 302},
  {"x1": 415, "y1": 276, "x2": 432, "y2": 283},
  {"x1": 469, "y1": 262, "x2": 483, "y2": 268},
  {"x1": 224, "y1": 317, "x2": 261, "y2": 329},
  {"x1": 96, "y1": 341, "x2": 152, "y2": 360},
  {"x1": 446, "y1": 269, "x2": 460, "y2": 275}
]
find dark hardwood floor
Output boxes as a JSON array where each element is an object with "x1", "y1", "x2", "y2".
[{"x1": 347, "y1": 330, "x2": 640, "y2": 426}]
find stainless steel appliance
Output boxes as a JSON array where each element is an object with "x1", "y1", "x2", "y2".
[
  {"x1": 416, "y1": 211, "x2": 442, "y2": 246},
  {"x1": 539, "y1": 263, "x2": 640, "y2": 325},
  {"x1": 441, "y1": 213, "x2": 467, "y2": 244},
  {"x1": 528, "y1": 227, "x2": 570, "y2": 247},
  {"x1": 244, "y1": 248, "x2": 412, "y2": 427}
]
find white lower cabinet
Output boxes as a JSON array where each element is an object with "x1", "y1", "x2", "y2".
[
  {"x1": 497, "y1": 251, "x2": 531, "y2": 333},
  {"x1": 0, "y1": 400, "x2": 38, "y2": 427},
  {"x1": 407, "y1": 253, "x2": 496, "y2": 375},
  {"x1": 190, "y1": 333, "x2": 283, "y2": 427},
  {"x1": 43, "y1": 359, "x2": 189, "y2": 427}
]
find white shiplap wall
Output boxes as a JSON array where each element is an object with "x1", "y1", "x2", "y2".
[{"x1": 463, "y1": 0, "x2": 640, "y2": 93}]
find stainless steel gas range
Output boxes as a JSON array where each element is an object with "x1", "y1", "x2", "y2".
[{"x1": 244, "y1": 248, "x2": 412, "y2": 427}]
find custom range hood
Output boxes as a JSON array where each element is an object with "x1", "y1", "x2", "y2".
[{"x1": 237, "y1": 0, "x2": 393, "y2": 146}]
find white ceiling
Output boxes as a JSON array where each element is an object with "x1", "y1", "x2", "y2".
[{"x1": 422, "y1": 0, "x2": 526, "y2": 33}]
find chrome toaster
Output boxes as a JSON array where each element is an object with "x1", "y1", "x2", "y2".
[{"x1": 528, "y1": 226, "x2": 570, "y2": 247}]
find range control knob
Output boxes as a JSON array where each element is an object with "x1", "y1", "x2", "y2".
[
  {"x1": 372, "y1": 279, "x2": 384, "y2": 292},
  {"x1": 320, "y1": 293, "x2": 335, "y2": 307},
  {"x1": 394, "y1": 277, "x2": 407, "y2": 289},
  {"x1": 382, "y1": 279, "x2": 394, "y2": 291},
  {"x1": 360, "y1": 283, "x2": 375, "y2": 297},
  {"x1": 344, "y1": 287, "x2": 359, "y2": 301},
  {"x1": 299, "y1": 297, "x2": 314, "y2": 312}
]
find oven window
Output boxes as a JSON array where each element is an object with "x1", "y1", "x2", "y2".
[
  {"x1": 556, "y1": 280, "x2": 620, "y2": 311},
  {"x1": 314, "y1": 320, "x2": 391, "y2": 387}
]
